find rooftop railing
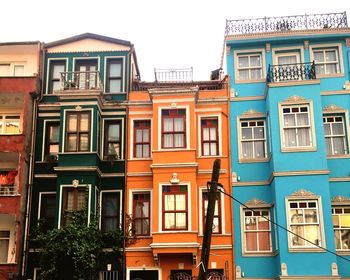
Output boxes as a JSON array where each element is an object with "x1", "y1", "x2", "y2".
[
  {"x1": 267, "y1": 61, "x2": 316, "y2": 83},
  {"x1": 60, "y1": 71, "x2": 103, "y2": 92},
  {"x1": 154, "y1": 67, "x2": 193, "y2": 82},
  {"x1": 225, "y1": 12, "x2": 348, "y2": 35}
]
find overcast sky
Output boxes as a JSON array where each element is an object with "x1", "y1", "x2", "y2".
[{"x1": 1, "y1": 0, "x2": 348, "y2": 80}]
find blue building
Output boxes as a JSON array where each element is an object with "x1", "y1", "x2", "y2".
[{"x1": 225, "y1": 12, "x2": 350, "y2": 280}]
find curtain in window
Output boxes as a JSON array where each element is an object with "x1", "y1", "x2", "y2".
[
  {"x1": 0, "y1": 231, "x2": 10, "y2": 263},
  {"x1": 89, "y1": 65, "x2": 96, "y2": 89},
  {"x1": 284, "y1": 129, "x2": 297, "y2": 147},
  {"x1": 79, "y1": 66, "x2": 87, "y2": 89}
]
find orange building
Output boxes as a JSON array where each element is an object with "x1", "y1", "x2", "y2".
[{"x1": 125, "y1": 72, "x2": 233, "y2": 280}]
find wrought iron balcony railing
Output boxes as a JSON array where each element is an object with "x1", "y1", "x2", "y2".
[
  {"x1": 225, "y1": 12, "x2": 348, "y2": 35},
  {"x1": 267, "y1": 61, "x2": 316, "y2": 83},
  {"x1": 0, "y1": 185, "x2": 18, "y2": 196},
  {"x1": 60, "y1": 71, "x2": 103, "y2": 92}
]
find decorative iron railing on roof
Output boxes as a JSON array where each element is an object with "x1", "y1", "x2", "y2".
[
  {"x1": 155, "y1": 67, "x2": 193, "y2": 82},
  {"x1": 132, "y1": 80, "x2": 226, "y2": 91},
  {"x1": 267, "y1": 61, "x2": 316, "y2": 83},
  {"x1": 225, "y1": 12, "x2": 348, "y2": 35},
  {"x1": 60, "y1": 71, "x2": 103, "y2": 91}
]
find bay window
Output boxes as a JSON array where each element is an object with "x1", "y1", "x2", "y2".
[
  {"x1": 104, "y1": 120, "x2": 121, "y2": 160},
  {"x1": 65, "y1": 111, "x2": 91, "y2": 152},
  {"x1": 61, "y1": 187, "x2": 86, "y2": 226}
]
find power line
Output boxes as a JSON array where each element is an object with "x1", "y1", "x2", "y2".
[{"x1": 217, "y1": 188, "x2": 350, "y2": 263}]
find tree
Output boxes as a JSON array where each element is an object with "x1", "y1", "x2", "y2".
[{"x1": 32, "y1": 211, "x2": 130, "y2": 280}]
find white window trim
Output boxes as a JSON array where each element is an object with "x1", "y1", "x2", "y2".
[
  {"x1": 197, "y1": 114, "x2": 222, "y2": 157},
  {"x1": 99, "y1": 190, "x2": 123, "y2": 230},
  {"x1": 33, "y1": 267, "x2": 42, "y2": 280},
  {"x1": 272, "y1": 46, "x2": 304, "y2": 65},
  {"x1": 310, "y1": 43, "x2": 344, "y2": 77},
  {"x1": 285, "y1": 195, "x2": 326, "y2": 252},
  {"x1": 233, "y1": 48, "x2": 266, "y2": 84},
  {"x1": 46, "y1": 58, "x2": 68, "y2": 94},
  {"x1": 237, "y1": 112, "x2": 269, "y2": 162},
  {"x1": 0, "y1": 111, "x2": 23, "y2": 135},
  {"x1": 157, "y1": 105, "x2": 190, "y2": 151},
  {"x1": 128, "y1": 189, "x2": 153, "y2": 236},
  {"x1": 0, "y1": 61, "x2": 26, "y2": 76},
  {"x1": 57, "y1": 183, "x2": 92, "y2": 229},
  {"x1": 158, "y1": 182, "x2": 191, "y2": 233},
  {"x1": 62, "y1": 108, "x2": 94, "y2": 153},
  {"x1": 331, "y1": 203, "x2": 350, "y2": 252},
  {"x1": 103, "y1": 56, "x2": 126, "y2": 94},
  {"x1": 37, "y1": 191, "x2": 56, "y2": 220},
  {"x1": 199, "y1": 187, "x2": 225, "y2": 235},
  {"x1": 126, "y1": 267, "x2": 162, "y2": 280},
  {"x1": 130, "y1": 117, "x2": 152, "y2": 160},
  {"x1": 0, "y1": 215, "x2": 16, "y2": 264},
  {"x1": 240, "y1": 204, "x2": 273, "y2": 256},
  {"x1": 278, "y1": 100, "x2": 317, "y2": 152},
  {"x1": 324, "y1": 114, "x2": 349, "y2": 157},
  {"x1": 41, "y1": 119, "x2": 60, "y2": 161},
  {"x1": 101, "y1": 117, "x2": 124, "y2": 160}
]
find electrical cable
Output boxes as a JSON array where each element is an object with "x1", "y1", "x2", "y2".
[{"x1": 216, "y1": 187, "x2": 350, "y2": 263}]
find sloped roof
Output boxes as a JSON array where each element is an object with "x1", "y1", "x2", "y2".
[{"x1": 45, "y1": 32, "x2": 132, "y2": 48}]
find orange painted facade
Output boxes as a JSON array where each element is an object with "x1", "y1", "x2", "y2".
[{"x1": 126, "y1": 77, "x2": 233, "y2": 280}]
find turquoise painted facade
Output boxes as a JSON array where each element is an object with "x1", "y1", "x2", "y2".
[{"x1": 226, "y1": 13, "x2": 350, "y2": 280}]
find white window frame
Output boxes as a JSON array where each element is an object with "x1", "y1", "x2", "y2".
[
  {"x1": 37, "y1": 191, "x2": 56, "y2": 220},
  {"x1": 0, "y1": 214, "x2": 16, "y2": 264},
  {"x1": 198, "y1": 114, "x2": 222, "y2": 157},
  {"x1": 237, "y1": 117, "x2": 268, "y2": 162},
  {"x1": 46, "y1": 58, "x2": 68, "y2": 94},
  {"x1": 279, "y1": 100, "x2": 316, "y2": 152},
  {"x1": 104, "y1": 56, "x2": 126, "y2": 94},
  {"x1": 99, "y1": 190, "x2": 123, "y2": 231},
  {"x1": 323, "y1": 114, "x2": 349, "y2": 157},
  {"x1": 129, "y1": 189, "x2": 152, "y2": 236},
  {"x1": 310, "y1": 43, "x2": 344, "y2": 77},
  {"x1": 286, "y1": 195, "x2": 325, "y2": 252},
  {"x1": 240, "y1": 205, "x2": 273, "y2": 255},
  {"x1": 101, "y1": 117, "x2": 124, "y2": 160},
  {"x1": 331, "y1": 204, "x2": 350, "y2": 251},
  {"x1": 41, "y1": 119, "x2": 60, "y2": 161},
  {"x1": 234, "y1": 48, "x2": 266, "y2": 83},
  {"x1": 130, "y1": 117, "x2": 152, "y2": 160},
  {"x1": 0, "y1": 112, "x2": 22, "y2": 135},
  {"x1": 0, "y1": 62, "x2": 25, "y2": 76}
]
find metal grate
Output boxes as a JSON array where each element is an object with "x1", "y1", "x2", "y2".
[
  {"x1": 60, "y1": 71, "x2": 103, "y2": 91},
  {"x1": 155, "y1": 67, "x2": 193, "y2": 82},
  {"x1": 99, "y1": 270, "x2": 118, "y2": 280},
  {"x1": 225, "y1": 12, "x2": 348, "y2": 35},
  {"x1": 267, "y1": 61, "x2": 316, "y2": 83},
  {"x1": 0, "y1": 185, "x2": 18, "y2": 196}
]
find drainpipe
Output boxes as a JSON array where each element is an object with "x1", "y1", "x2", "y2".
[{"x1": 21, "y1": 42, "x2": 45, "y2": 277}]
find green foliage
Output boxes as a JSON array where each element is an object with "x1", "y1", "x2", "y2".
[{"x1": 33, "y1": 211, "x2": 126, "y2": 280}]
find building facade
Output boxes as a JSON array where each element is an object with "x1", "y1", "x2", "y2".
[
  {"x1": 26, "y1": 33, "x2": 139, "y2": 279},
  {"x1": 125, "y1": 73, "x2": 233, "y2": 280},
  {"x1": 225, "y1": 12, "x2": 350, "y2": 280},
  {"x1": 0, "y1": 42, "x2": 41, "y2": 279}
]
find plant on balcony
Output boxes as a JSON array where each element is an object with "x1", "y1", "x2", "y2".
[{"x1": 32, "y1": 210, "x2": 135, "y2": 280}]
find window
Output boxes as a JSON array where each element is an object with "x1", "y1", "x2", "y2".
[
  {"x1": 0, "y1": 114, "x2": 21, "y2": 134},
  {"x1": 104, "y1": 120, "x2": 121, "y2": 160},
  {"x1": 49, "y1": 61, "x2": 66, "y2": 93},
  {"x1": 65, "y1": 111, "x2": 91, "y2": 152},
  {"x1": 243, "y1": 208, "x2": 271, "y2": 253},
  {"x1": 0, "y1": 63, "x2": 24, "y2": 76},
  {"x1": 133, "y1": 192, "x2": 150, "y2": 236},
  {"x1": 240, "y1": 119, "x2": 267, "y2": 159},
  {"x1": 75, "y1": 59, "x2": 98, "y2": 90},
  {"x1": 0, "y1": 64, "x2": 10, "y2": 76},
  {"x1": 162, "y1": 109, "x2": 186, "y2": 149},
  {"x1": 0, "y1": 170, "x2": 18, "y2": 195},
  {"x1": 236, "y1": 53, "x2": 263, "y2": 80},
  {"x1": 101, "y1": 192, "x2": 121, "y2": 232},
  {"x1": 280, "y1": 104, "x2": 313, "y2": 149},
  {"x1": 44, "y1": 122, "x2": 59, "y2": 160},
  {"x1": 313, "y1": 48, "x2": 339, "y2": 75},
  {"x1": 202, "y1": 191, "x2": 221, "y2": 234},
  {"x1": 288, "y1": 200, "x2": 321, "y2": 248},
  {"x1": 332, "y1": 206, "x2": 350, "y2": 250},
  {"x1": 0, "y1": 230, "x2": 10, "y2": 263},
  {"x1": 39, "y1": 193, "x2": 56, "y2": 231},
  {"x1": 162, "y1": 185, "x2": 188, "y2": 231},
  {"x1": 106, "y1": 59, "x2": 123, "y2": 93},
  {"x1": 14, "y1": 65, "x2": 24, "y2": 76},
  {"x1": 61, "y1": 188, "x2": 86, "y2": 226},
  {"x1": 134, "y1": 120, "x2": 151, "y2": 158},
  {"x1": 323, "y1": 115, "x2": 348, "y2": 156},
  {"x1": 201, "y1": 118, "x2": 218, "y2": 156}
]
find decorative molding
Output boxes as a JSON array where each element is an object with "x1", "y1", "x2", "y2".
[
  {"x1": 346, "y1": 38, "x2": 350, "y2": 47},
  {"x1": 226, "y1": 45, "x2": 231, "y2": 55},
  {"x1": 170, "y1": 173, "x2": 180, "y2": 184},
  {"x1": 323, "y1": 104, "x2": 345, "y2": 113},
  {"x1": 329, "y1": 176, "x2": 350, "y2": 182},
  {"x1": 230, "y1": 95, "x2": 266, "y2": 102},
  {"x1": 304, "y1": 40, "x2": 309, "y2": 49},
  {"x1": 281, "y1": 263, "x2": 288, "y2": 276},
  {"x1": 239, "y1": 109, "x2": 265, "y2": 118},
  {"x1": 75, "y1": 105, "x2": 82, "y2": 111},
  {"x1": 235, "y1": 266, "x2": 242, "y2": 279},
  {"x1": 265, "y1": 43, "x2": 271, "y2": 53},
  {"x1": 331, "y1": 195, "x2": 350, "y2": 203},
  {"x1": 245, "y1": 198, "x2": 269, "y2": 206},
  {"x1": 283, "y1": 95, "x2": 308, "y2": 103},
  {"x1": 332, "y1": 262, "x2": 339, "y2": 276},
  {"x1": 289, "y1": 189, "x2": 317, "y2": 198},
  {"x1": 268, "y1": 79, "x2": 319, "y2": 87},
  {"x1": 321, "y1": 89, "x2": 350, "y2": 96},
  {"x1": 72, "y1": 179, "x2": 79, "y2": 187}
]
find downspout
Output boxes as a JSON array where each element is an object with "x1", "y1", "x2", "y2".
[{"x1": 21, "y1": 42, "x2": 45, "y2": 277}]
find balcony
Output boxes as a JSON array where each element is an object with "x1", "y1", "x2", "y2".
[
  {"x1": 58, "y1": 71, "x2": 103, "y2": 93},
  {"x1": 267, "y1": 62, "x2": 316, "y2": 83},
  {"x1": 0, "y1": 185, "x2": 17, "y2": 196},
  {"x1": 225, "y1": 12, "x2": 348, "y2": 36}
]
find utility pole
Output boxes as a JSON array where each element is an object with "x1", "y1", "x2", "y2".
[{"x1": 198, "y1": 159, "x2": 221, "y2": 280}]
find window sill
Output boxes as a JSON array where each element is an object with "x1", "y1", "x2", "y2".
[
  {"x1": 242, "y1": 250, "x2": 277, "y2": 257},
  {"x1": 327, "y1": 154, "x2": 350, "y2": 159},
  {"x1": 103, "y1": 92, "x2": 127, "y2": 94},
  {"x1": 238, "y1": 157, "x2": 270, "y2": 163},
  {"x1": 316, "y1": 73, "x2": 344, "y2": 79},
  {"x1": 197, "y1": 155, "x2": 224, "y2": 159},
  {"x1": 235, "y1": 78, "x2": 266, "y2": 84},
  {"x1": 128, "y1": 157, "x2": 152, "y2": 161},
  {"x1": 281, "y1": 146, "x2": 317, "y2": 153},
  {"x1": 288, "y1": 247, "x2": 325, "y2": 253},
  {"x1": 154, "y1": 148, "x2": 196, "y2": 152},
  {"x1": 153, "y1": 230, "x2": 198, "y2": 234},
  {"x1": 0, "y1": 133, "x2": 22, "y2": 136},
  {"x1": 335, "y1": 250, "x2": 350, "y2": 255}
]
